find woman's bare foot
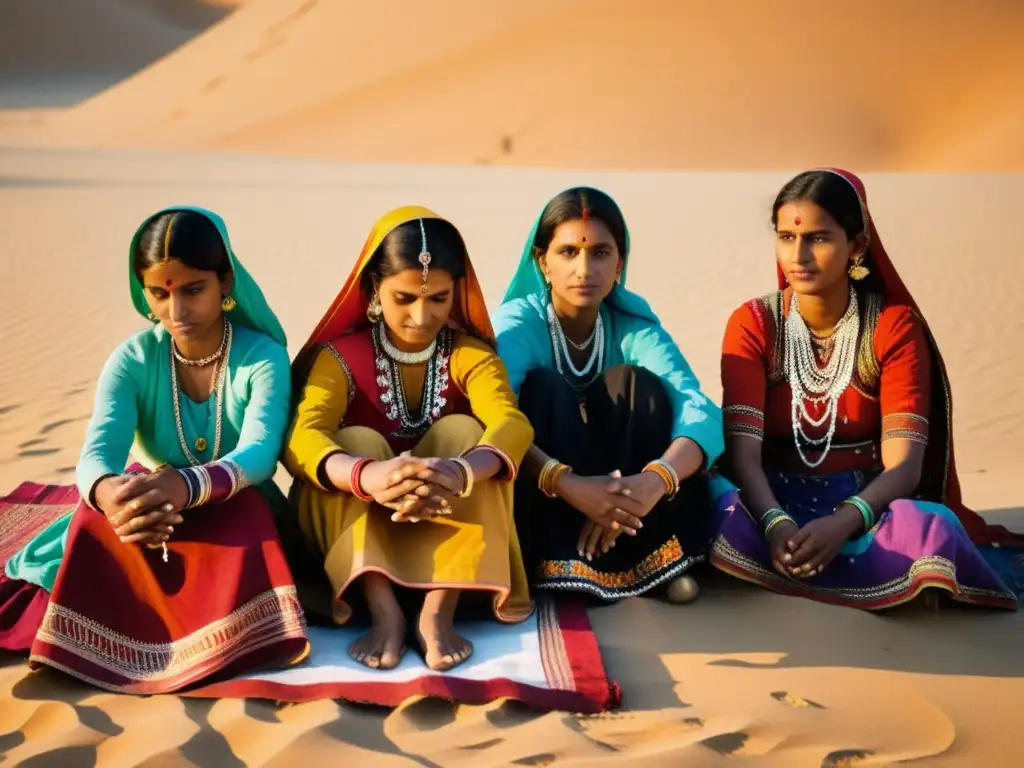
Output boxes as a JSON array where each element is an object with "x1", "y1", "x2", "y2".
[
  {"x1": 348, "y1": 573, "x2": 406, "y2": 670},
  {"x1": 417, "y1": 589, "x2": 473, "y2": 671}
]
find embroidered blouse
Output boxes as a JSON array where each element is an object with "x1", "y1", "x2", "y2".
[
  {"x1": 721, "y1": 289, "x2": 931, "y2": 475},
  {"x1": 284, "y1": 329, "x2": 534, "y2": 490}
]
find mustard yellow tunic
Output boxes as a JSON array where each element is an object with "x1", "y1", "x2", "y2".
[{"x1": 284, "y1": 333, "x2": 534, "y2": 624}]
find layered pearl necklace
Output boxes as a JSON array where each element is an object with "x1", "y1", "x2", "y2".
[
  {"x1": 170, "y1": 319, "x2": 232, "y2": 465},
  {"x1": 547, "y1": 302, "x2": 604, "y2": 389},
  {"x1": 785, "y1": 287, "x2": 859, "y2": 468}
]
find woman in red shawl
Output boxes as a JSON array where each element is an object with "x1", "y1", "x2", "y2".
[{"x1": 710, "y1": 169, "x2": 1022, "y2": 610}]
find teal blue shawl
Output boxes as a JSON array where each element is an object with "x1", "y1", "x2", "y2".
[{"x1": 493, "y1": 188, "x2": 724, "y2": 468}]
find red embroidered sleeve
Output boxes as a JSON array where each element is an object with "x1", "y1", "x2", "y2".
[
  {"x1": 721, "y1": 301, "x2": 770, "y2": 441},
  {"x1": 876, "y1": 305, "x2": 931, "y2": 445}
]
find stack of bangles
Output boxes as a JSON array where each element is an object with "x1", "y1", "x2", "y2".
[
  {"x1": 176, "y1": 466, "x2": 215, "y2": 509},
  {"x1": 347, "y1": 456, "x2": 475, "y2": 501},
  {"x1": 841, "y1": 495, "x2": 875, "y2": 532},
  {"x1": 538, "y1": 459, "x2": 572, "y2": 498},
  {"x1": 760, "y1": 507, "x2": 796, "y2": 536},
  {"x1": 641, "y1": 459, "x2": 680, "y2": 500}
]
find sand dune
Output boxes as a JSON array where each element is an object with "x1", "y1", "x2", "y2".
[
  {"x1": 2, "y1": 0, "x2": 1023, "y2": 170},
  {"x1": 0, "y1": 1, "x2": 238, "y2": 109},
  {"x1": 1, "y1": 149, "x2": 1022, "y2": 764}
]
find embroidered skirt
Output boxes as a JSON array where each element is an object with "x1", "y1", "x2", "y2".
[
  {"x1": 710, "y1": 470, "x2": 1019, "y2": 610},
  {"x1": 28, "y1": 473, "x2": 310, "y2": 693},
  {"x1": 514, "y1": 365, "x2": 714, "y2": 601}
]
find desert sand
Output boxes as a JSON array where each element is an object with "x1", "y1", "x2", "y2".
[
  {"x1": 2, "y1": 150, "x2": 1023, "y2": 767},
  {"x1": 2, "y1": 1, "x2": 1024, "y2": 766}
]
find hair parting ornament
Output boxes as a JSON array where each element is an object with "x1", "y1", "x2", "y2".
[
  {"x1": 579, "y1": 190, "x2": 591, "y2": 242},
  {"x1": 417, "y1": 218, "x2": 432, "y2": 294},
  {"x1": 162, "y1": 212, "x2": 180, "y2": 264}
]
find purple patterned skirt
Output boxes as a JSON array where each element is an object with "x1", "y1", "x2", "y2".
[{"x1": 710, "y1": 470, "x2": 1018, "y2": 610}]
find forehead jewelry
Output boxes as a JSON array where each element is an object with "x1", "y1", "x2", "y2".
[
  {"x1": 417, "y1": 219, "x2": 432, "y2": 295},
  {"x1": 794, "y1": 215, "x2": 802, "y2": 225}
]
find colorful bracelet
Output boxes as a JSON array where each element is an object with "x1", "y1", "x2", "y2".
[
  {"x1": 642, "y1": 460, "x2": 679, "y2": 499},
  {"x1": 451, "y1": 457, "x2": 475, "y2": 498},
  {"x1": 350, "y1": 458, "x2": 374, "y2": 502},
  {"x1": 842, "y1": 495, "x2": 875, "y2": 532},
  {"x1": 538, "y1": 459, "x2": 571, "y2": 498},
  {"x1": 176, "y1": 466, "x2": 210, "y2": 508},
  {"x1": 537, "y1": 459, "x2": 558, "y2": 496},
  {"x1": 760, "y1": 507, "x2": 796, "y2": 536},
  {"x1": 550, "y1": 464, "x2": 571, "y2": 497},
  {"x1": 764, "y1": 514, "x2": 796, "y2": 537}
]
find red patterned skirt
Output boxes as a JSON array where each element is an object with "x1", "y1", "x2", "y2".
[
  {"x1": 26, "y1": 475, "x2": 309, "y2": 693},
  {"x1": 0, "y1": 481, "x2": 79, "y2": 651}
]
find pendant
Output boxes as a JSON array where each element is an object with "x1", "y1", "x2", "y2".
[{"x1": 194, "y1": 437, "x2": 208, "y2": 452}]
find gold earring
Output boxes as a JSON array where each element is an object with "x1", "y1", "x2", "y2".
[
  {"x1": 366, "y1": 292, "x2": 383, "y2": 322},
  {"x1": 848, "y1": 253, "x2": 870, "y2": 281},
  {"x1": 221, "y1": 295, "x2": 237, "y2": 311},
  {"x1": 147, "y1": 312, "x2": 157, "y2": 322}
]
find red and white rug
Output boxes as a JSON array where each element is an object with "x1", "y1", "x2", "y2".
[{"x1": 189, "y1": 596, "x2": 621, "y2": 713}]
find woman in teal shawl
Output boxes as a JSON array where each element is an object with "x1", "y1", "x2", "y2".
[
  {"x1": 4, "y1": 208, "x2": 308, "y2": 693},
  {"x1": 492, "y1": 187, "x2": 724, "y2": 602}
]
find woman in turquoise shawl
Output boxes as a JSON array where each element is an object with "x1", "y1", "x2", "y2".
[
  {"x1": 492, "y1": 187, "x2": 724, "y2": 602},
  {"x1": 3, "y1": 207, "x2": 308, "y2": 693}
]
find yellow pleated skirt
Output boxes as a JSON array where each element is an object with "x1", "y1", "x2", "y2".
[{"x1": 291, "y1": 415, "x2": 533, "y2": 625}]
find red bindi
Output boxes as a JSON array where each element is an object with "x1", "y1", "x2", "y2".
[
  {"x1": 793, "y1": 216, "x2": 802, "y2": 226},
  {"x1": 165, "y1": 280, "x2": 173, "y2": 287}
]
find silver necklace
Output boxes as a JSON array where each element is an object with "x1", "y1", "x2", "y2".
[
  {"x1": 171, "y1": 321, "x2": 232, "y2": 464},
  {"x1": 172, "y1": 317, "x2": 228, "y2": 367},
  {"x1": 374, "y1": 323, "x2": 451, "y2": 436},
  {"x1": 785, "y1": 288, "x2": 859, "y2": 468},
  {"x1": 377, "y1": 321, "x2": 437, "y2": 364},
  {"x1": 566, "y1": 323, "x2": 597, "y2": 351},
  {"x1": 547, "y1": 302, "x2": 604, "y2": 385}
]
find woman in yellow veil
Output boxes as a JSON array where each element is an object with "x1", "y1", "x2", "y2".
[{"x1": 284, "y1": 206, "x2": 534, "y2": 671}]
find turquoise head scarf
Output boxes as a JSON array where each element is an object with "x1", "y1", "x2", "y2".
[
  {"x1": 499, "y1": 187, "x2": 654, "y2": 322},
  {"x1": 128, "y1": 206, "x2": 287, "y2": 346}
]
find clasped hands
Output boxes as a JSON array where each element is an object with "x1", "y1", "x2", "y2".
[
  {"x1": 558, "y1": 470, "x2": 667, "y2": 561},
  {"x1": 357, "y1": 455, "x2": 467, "y2": 522},
  {"x1": 766, "y1": 504, "x2": 865, "y2": 578},
  {"x1": 94, "y1": 470, "x2": 189, "y2": 547}
]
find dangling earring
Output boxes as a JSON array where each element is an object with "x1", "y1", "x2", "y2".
[
  {"x1": 848, "y1": 252, "x2": 870, "y2": 281},
  {"x1": 221, "y1": 295, "x2": 237, "y2": 311},
  {"x1": 367, "y1": 292, "x2": 383, "y2": 323},
  {"x1": 147, "y1": 312, "x2": 158, "y2": 322}
]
